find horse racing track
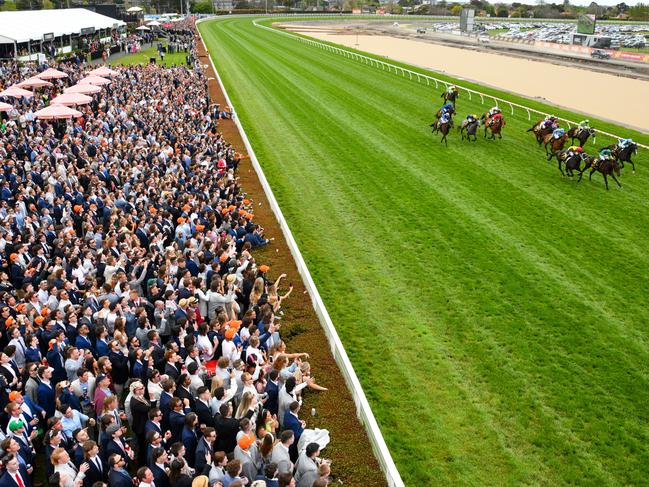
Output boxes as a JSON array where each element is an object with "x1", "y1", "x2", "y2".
[{"x1": 199, "y1": 17, "x2": 649, "y2": 486}]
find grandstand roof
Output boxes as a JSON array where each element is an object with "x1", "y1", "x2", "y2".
[{"x1": 0, "y1": 8, "x2": 125, "y2": 44}]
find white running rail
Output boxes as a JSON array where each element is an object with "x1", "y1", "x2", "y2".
[
  {"x1": 196, "y1": 19, "x2": 406, "y2": 487},
  {"x1": 253, "y1": 19, "x2": 649, "y2": 150}
]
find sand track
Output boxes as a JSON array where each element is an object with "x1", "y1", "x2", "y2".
[{"x1": 284, "y1": 27, "x2": 649, "y2": 133}]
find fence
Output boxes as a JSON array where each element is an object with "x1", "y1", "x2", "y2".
[
  {"x1": 253, "y1": 19, "x2": 649, "y2": 150},
  {"x1": 196, "y1": 18, "x2": 406, "y2": 487}
]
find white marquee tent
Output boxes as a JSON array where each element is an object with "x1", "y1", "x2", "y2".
[{"x1": 0, "y1": 8, "x2": 125, "y2": 45}]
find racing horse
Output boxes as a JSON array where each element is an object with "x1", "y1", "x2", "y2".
[
  {"x1": 543, "y1": 132, "x2": 569, "y2": 158},
  {"x1": 603, "y1": 142, "x2": 639, "y2": 173},
  {"x1": 484, "y1": 115, "x2": 505, "y2": 140},
  {"x1": 441, "y1": 88, "x2": 459, "y2": 108},
  {"x1": 459, "y1": 119, "x2": 480, "y2": 142},
  {"x1": 550, "y1": 150, "x2": 587, "y2": 177},
  {"x1": 432, "y1": 118, "x2": 453, "y2": 146},
  {"x1": 527, "y1": 119, "x2": 558, "y2": 145},
  {"x1": 578, "y1": 156, "x2": 622, "y2": 190},
  {"x1": 567, "y1": 127, "x2": 596, "y2": 148}
]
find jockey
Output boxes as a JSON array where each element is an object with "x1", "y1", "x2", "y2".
[
  {"x1": 618, "y1": 138, "x2": 634, "y2": 149},
  {"x1": 552, "y1": 128, "x2": 565, "y2": 139},
  {"x1": 446, "y1": 85, "x2": 458, "y2": 94},
  {"x1": 541, "y1": 115, "x2": 557, "y2": 130},
  {"x1": 578, "y1": 119, "x2": 590, "y2": 130},
  {"x1": 440, "y1": 112, "x2": 451, "y2": 124},
  {"x1": 442, "y1": 103, "x2": 454, "y2": 113},
  {"x1": 599, "y1": 148, "x2": 613, "y2": 161},
  {"x1": 488, "y1": 106, "x2": 501, "y2": 117},
  {"x1": 489, "y1": 112, "x2": 503, "y2": 126},
  {"x1": 566, "y1": 145, "x2": 583, "y2": 157},
  {"x1": 466, "y1": 114, "x2": 478, "y2": 124}
]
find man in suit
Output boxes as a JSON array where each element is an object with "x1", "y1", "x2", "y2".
[
  {"x1": 175, "y1": 374, "x2": 195, "y2": 411},
  {"x1": 103, "y1": 424, "x2": 134, "y2": 468},
  {"x1": 181, "y1": 413, "x2": 199, "y2": 469},
  {"x1": 0, "y1": 454, "x2": 31, "y2": 487},
  {"x1": 214, "y1": 402, "x2": 239, "y2": 454},
  {"x1": 283, "y1": 401, "x2": 305, "y2": 463},
  {"x1": 36, "y1": 366, "x2": 56, "y2": 418},
  {"x1": 107, "y1": 454, "x2": 132, "y2": 487},
  {"x1": 195, "y1": 387, "x2": 215, "y2": 428},
  {"x1": 158, "y1": 379, "x2": 175, "y2": 431},
  {"x1": 265, "y1": 370, "x2": 280, "y2": 416},
  {"x1": 270, "y1": 430, "x2": 294, "y2": 476},
  {"x1": 82, "y1": 440, "x2": 105, "y2": 487},
  {"x1": 168, "y1": 397, "x2": 191, "y2": 445},
  {"x1": 195, "y1": 427, "x2": 215, "y2": 475},
  {"x1": 150, "y1": 447, "x2": 170, "y2": 487}
]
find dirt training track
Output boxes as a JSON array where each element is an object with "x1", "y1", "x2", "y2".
[{"x1": 285, "y1": 27, "x2": 649, "y2": 133}]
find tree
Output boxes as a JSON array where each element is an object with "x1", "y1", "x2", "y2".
[
  {"x1": 450, "y1": 4, "x2": 462, "y2": 15},
  {"x1": 628, "y1": 3, "x2": 649, "y2": 20},
  {"x1": 191, "y1": 0, "x2": 212, "y2": 11},
  {"x1": 495, "y1": 3, "x2": 508, "y2": 16}
]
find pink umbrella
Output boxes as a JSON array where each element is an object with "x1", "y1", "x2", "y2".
[
  {"x1": 64, "y1": 84, "x2": 102, "y2": 95},
  {"x1": 87, "y1": 67, "x2": 118, "y2": 77},
  {"x1": 79, "y1": 75, "x2": 111, "y2": 86},
  {"x1": 0, "y1": 86, "x2": 34, "y2": 98},
  {"x1": 34, "y1": 105, "x2": 82, "y2": 120},
  {"x1": 0, "y1": 102, "x2": 13, "y2": 112},
  {"x1": 50, "y1": 92, "x2": 93, "y2": 106},
  {"x1": 16, "y1": 77, "x2": 53, "y2": 89},
  {"x1": 35, "y1": 68, "x2": 68, "y2": 80}
]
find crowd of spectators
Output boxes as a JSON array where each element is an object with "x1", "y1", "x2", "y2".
[{"x1": 0, "y1": 20, "x2": 332, "y2": 487}]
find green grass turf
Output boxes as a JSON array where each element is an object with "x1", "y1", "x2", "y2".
[
  {"x1": 199, "y1": 17, "x2": 649, "y2": 486},
  {"x1": 108, "y1": 41, "x2": 188, "y2": 67}
]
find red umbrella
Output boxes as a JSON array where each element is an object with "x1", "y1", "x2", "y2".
[
  {"x1": 17, "y1": 77, "x2": 53, "y2": 89},
  {"x1": 0, "y1": 102, "x2": 13, "y2": 112},
  {"x1": 87, "y1": 67, "x2": 118, "y2": 77},
  {"x1": 0, "y1": 86, "x2": 34, "y2": 98},
  {"x1": 35, "y1": 68, "x2": 68, "y2": 80},
  {"x1": 79, "y1": 75, "x2": 111, "y2": 86},
  {"x1": 34, "y1": 105, "x2": 82, "y2": 120},
  {"x1": 64, "y1": 84, "x2": 102, "y2": 95},
  {"x1": 50, "y1": 93, "x2": 93, "y2": 106}
]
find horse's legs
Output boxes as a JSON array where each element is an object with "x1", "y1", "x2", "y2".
[
  {"x1": 589, "y1": 168, "x2": 596, "y2": 181},
  {"x1": 558, "y1": 160, "x2": 565, "y2": 177},
  {"x1": 603, "y1": 174, "x2": 609, "y2": 190},
  {"x1": 628, "y1": 159, "x2": 636, "y2": 173},
  {"x1": 610, "y1": 173, "x2": 622, "y2": 188}
]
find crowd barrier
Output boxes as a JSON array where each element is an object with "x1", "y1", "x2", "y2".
[
  {"x1": 196, "y1": 18, "x2": 406, "y2": 487},
  {"x1": 253, "y1": 20, "x2": 649, "y2": 150}
]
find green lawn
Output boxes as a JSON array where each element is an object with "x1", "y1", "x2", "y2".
[
  {"x1": 109, "y1": 42, "x2": 188, "y2": 67},
  {"x1": 199, "y1": 17, "x2": 649, "y2": 486}
]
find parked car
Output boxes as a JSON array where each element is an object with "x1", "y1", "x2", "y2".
[
  {"x1": 416, "y1": 28, "x2": 427, "y2": 34},
  {"x1": 591, "y1": 49, "x2": 611, "y2": 60}
]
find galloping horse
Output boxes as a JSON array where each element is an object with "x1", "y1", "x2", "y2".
[
  {"x1": 459, "y1": 119, "x2": 479, "y2": 142},
  {"x1": 551, "y1": 150, "x2": 586, "y2": 177},
  {"x1": 527, "y1": 119, "x2": 557, "y2": 145},
  {"x1": 578, "y1": 156, "x2": 622, "y2": 190},
  {"x1": 543, "y1": 133, "x2": 569, "y2": 158},
  {"x1": 567, "y1": 127, "x2": 595, "y2": 147},
  {"x1": 432, "y1": 118, "x2": 452, "y2": 146},
  {"x1": 484, "y1": 116, "x2": 505, "y2": 140},
  {"x1": 604, "y1": 142, "x2": 639, "y2": 173},
  {"x1": 441, "y1": 89, "x2": 459, "y2": 108}
]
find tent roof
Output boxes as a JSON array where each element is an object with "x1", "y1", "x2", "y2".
[{"x1": 0, "y1": 9, "x2": 125, "y2": 44}]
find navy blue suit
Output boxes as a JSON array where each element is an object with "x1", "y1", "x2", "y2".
[
  {"x1": 0, "y1": 465, "x2": 32, "y2": 487},
  {"x1": 108, "y1": 468, "x2": 133, "y2": 487},
  {"x1": 283, "y1": 411, "x2": 304, "y2": 462},
  {"x1": 265, "y1": 380, "x2": 279, "y2": 416},
  {"x1": 37, "y1": 382, "x2": 55, "y2": 417},
  {"x1": 181, "y1": 426, "x2": 198, "y2": 468},
  {"x1": 151, "y1": 463, "x2": 170, "y2": 487}
]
